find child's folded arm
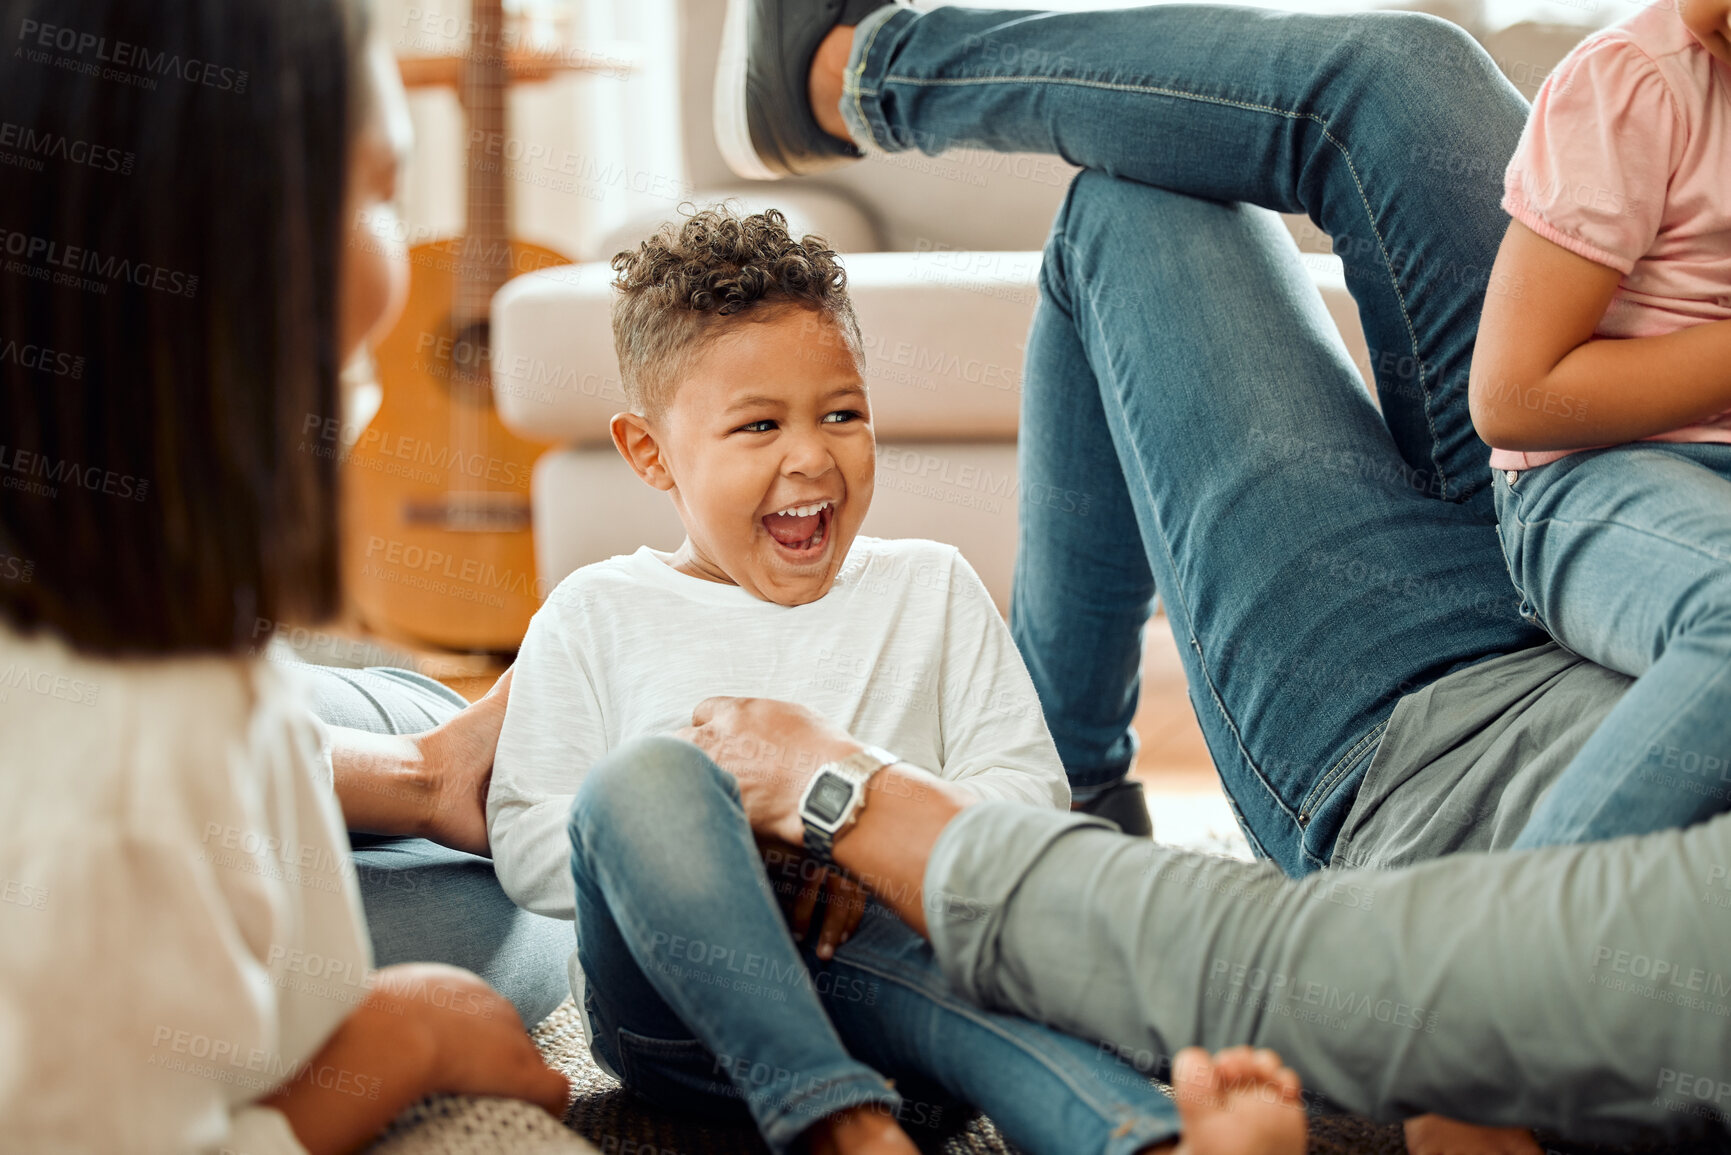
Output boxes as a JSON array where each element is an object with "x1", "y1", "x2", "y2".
[
  {"x1": 1470, "y1": 33, "x2": 1731, "y2": 451},
  {"x1": 1472, "y1": 224, "x2": 1731, "y2": 450},
  {"x1": 932, "y1": 549, "x2": 1070, "y2": 811},
  {"x1": 487, "y1": 591, "x2": 611, "y2": 920}
]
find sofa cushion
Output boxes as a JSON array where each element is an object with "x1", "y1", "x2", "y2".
[
  {"x1": 492, "y1": 250, "x2": 1041, "y2": 445},
  {"x1": 493, "y1": 247, "x2": 1369, "y2": 447}
]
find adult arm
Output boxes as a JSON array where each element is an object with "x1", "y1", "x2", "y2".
[
  {"x1": 324, "y1": 668, "x2": 512, "y2": 857},
  {"x1": 695, "y1": 697, "x2": 1731, "y2": 1142},
  {"x1": 681, "y1": 696, "x2": 970, "y2": 936},
  {"x1": 922, "y1": 804, "x2": 1731, "y2": 1141}
]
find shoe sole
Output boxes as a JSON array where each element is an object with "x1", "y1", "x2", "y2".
[{"x1": 714, "y1": 0, "x2": 784, "y2": 182}]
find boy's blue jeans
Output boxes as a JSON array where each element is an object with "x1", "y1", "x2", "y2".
[
  {"x1": 1495, "y1": 446, "x2": 1731, "y2": 848},
  {"x1": 843, "y1": 3, "x2": 1551, "y2": 874},
  {"x1": 568, "y1": 737, "x2": 1177, "y2": 1155}
]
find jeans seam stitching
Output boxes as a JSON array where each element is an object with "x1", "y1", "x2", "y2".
[
  {"x1": 835, "y1": 950, "x2": 1154, "y2": 1121},
  {"x1": 1053, "y1": 227, "x2": 1298, "y2": 851},
  {"x1": 1298, "y1": 718, "x2": 1385, "y2": 821},
  {"x1": 769, "y1": 1073, "x2": 899, "y2": 1125},
  {"x1": 884, "y1": 71, "x2": 1449, "y2": 500},
  {"x1": 1511, "y1": 512, "x2": 1731, "y2": 567},
  {"x1": 846, "y1": 13, "x2": 896, "y2": 141}
]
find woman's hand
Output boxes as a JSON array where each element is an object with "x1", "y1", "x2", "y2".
[
  {"x1": 263, "y1": 961, "x2": 568, "y2": 1155},
  {"x1": 413, "y1": 668, "x2": 514, "y2": 856},
  {"x1": 679, "y1": 695, "x2": 864, "y2": 845}
]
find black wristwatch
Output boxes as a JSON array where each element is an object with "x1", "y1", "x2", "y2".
[{"x1": 798, "y1": 745, "x2": 898, "y2": 864}]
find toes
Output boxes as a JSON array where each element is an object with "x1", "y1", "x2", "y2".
[
  {"x1": 1208, "y1": 1045, "x2": 1265, "y2": 1086},
  {"x1": 1172, "y1": 1047, "x2": 1220, "y2": 1105}
]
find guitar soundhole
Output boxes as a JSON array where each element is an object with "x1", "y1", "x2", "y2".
[{"x1": 418, "y1": 318, "x2": 494, "y2": 404}]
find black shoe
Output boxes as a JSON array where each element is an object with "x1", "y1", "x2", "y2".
[
  {"x1": 1074, "y1": 779, "x2": 1154, "y2": 839},
  {"x1": 714, "y1": 0, "x2": 890, "y2": 180}
]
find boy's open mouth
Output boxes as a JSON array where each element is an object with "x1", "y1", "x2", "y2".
[{"x1": 762, "y1": 499, "x2": 834, "y2": 559}]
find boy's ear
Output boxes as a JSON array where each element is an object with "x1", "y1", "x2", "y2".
[{"x1": 610, "y1": 412, "x2": 675, "y2": 491}]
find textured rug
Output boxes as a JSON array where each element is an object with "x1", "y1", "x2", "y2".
[{"x1": 367, "y1": 998, "x2": 1729, "y2": 1155}]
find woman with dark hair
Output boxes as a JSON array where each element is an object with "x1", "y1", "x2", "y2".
[{"x1": 0, "y1": 0, "x2": 569, "y2": 1148}]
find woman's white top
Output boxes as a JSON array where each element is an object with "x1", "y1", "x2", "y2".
[{"x1": 0, "y1": 622, "x2": 368, "y2": 1154}]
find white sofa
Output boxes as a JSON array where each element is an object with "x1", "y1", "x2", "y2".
[
  {"x1": 489, "y1": 2, "x2": 1592, "y2": 609},
  {"x1": 493, "y1": 226, "x2": 1367, "y2": 608}
]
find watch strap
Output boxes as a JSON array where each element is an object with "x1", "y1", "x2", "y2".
[{"x1": 801, "y1": 745, "x2": 897, "y2": 863}]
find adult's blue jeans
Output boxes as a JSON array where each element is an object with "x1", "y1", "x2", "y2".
[
  {"x1": 842, "y1": 4, "x2": 1551, "y2": 874},
  {"x1": 1494, "y1": 446, "x2": 1731, "y2": 848},
  {"x1": 298, "y1": 662, "x2": 573, "y2": 1028},
  {"x1": 569, "y1": 736, "x2": 1179, "y2": 1155}
]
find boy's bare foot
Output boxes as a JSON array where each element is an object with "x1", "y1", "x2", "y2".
[
  {"x1": 808, "y1": 26, "x2": 855, "y2": 143},
  {"x1": 1403, "y1": 1114, "x2": 1541, "y2": 1155},
  {"x1": 1157, "y1": 1046, "x2": 1307, "y2": 1155},
  {"x1": 804, "y1": 1103, "x2": 920, "y2": 1155}
]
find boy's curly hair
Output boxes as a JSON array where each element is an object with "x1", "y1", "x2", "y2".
[{"x1": 609, "y1": 205, "x2": 863, "y2": 418}]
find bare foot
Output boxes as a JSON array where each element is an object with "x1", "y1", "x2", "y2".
[
  {"x1": 1403, "y1": 1114, "x2": 1541, "y2": 1155},
  {"x1": 804, "y1": 1102, "x2": 919, "y2": 1155},
  {"x1": 808, "y1": 25, "x2": 855, "y2": 143},
  {"x1": 1159, "y1": 1046, "x2": 1307, "y2": 1155}
]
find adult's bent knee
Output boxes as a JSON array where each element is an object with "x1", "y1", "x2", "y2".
[
  {"x1": 1328, "y1": 11, "x2": 1523, "y2": 156},
  {"x1": 1338, "y1": 12, "x2": 1494, "y2": 88}
]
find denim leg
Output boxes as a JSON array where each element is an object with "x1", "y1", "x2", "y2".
[
  {"x1": 294, "y1": 662, "x2": 572, "y2": 1027},
  {"x1": 568, "y1": 737, "x2": 899, "y2": 1154},
  {"x1": 844, "y1": 5, "x2": 1549, "y2": 863},
  {"x1": 1010, "y1": 307, "x2": 1156, "y2": 796},
  {"x1": 818, "y1": 902, "x2": 1179, "y2": 1155},
  {"x1": 1020, "y1": 175, "x2": 1544, "y2": 874},
  {"x1": 844, "y1": 3, "x2": 1528, "y2": 508},
  {"x1": 1496, "y1": 446, "x2": 1731, "y2": 848},
  {"x1": 293, "y1": 662, "x2": 470, "y2": 732}
]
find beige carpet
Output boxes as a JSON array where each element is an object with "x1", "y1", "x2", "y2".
[
  {"x1": 366, "y1": 998, "x2": 1727, "y2": 1155},
  {"x1": 369, "y1": 997, "x2": 1019, "y2": 1155}
]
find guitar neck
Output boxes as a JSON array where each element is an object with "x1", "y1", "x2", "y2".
[{"x1": 457, "y1": 0, "x2": 511, "y2": 330}]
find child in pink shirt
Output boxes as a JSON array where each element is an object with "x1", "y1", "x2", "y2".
[{"x1": 1468, "y1": 0, "x2": 1731, "y2": 847}]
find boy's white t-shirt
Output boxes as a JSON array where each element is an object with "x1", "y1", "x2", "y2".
[{"x1": 488, "y1": 536, "x2": 1069, "y2": 933}]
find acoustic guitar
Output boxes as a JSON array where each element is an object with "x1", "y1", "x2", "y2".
[{"x1": 344, "y1": 0, "x2": 569, "y2": 654}]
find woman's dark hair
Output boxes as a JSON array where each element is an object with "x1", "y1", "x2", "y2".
[{"x1": 0, "y1": 0, "x2": 371, "y2": 654}]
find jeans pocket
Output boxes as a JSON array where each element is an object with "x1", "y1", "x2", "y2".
[{"x1": 614, "y1": 1026, "x2": 744, "y2": 1118}]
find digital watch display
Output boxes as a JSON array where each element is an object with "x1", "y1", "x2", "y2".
[{"x1": 798, "y1": 745, "x2": 898, "y2": 863}]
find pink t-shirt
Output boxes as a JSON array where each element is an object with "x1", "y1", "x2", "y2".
[{"x1": 1491, "y1": 1, "x2": 1731, "y2": 471}]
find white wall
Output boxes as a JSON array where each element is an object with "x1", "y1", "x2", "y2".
[{"x1": 377, "y1": 0, "x2": 685, "y2": 264}]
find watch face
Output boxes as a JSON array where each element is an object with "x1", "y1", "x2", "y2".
[{"x1": 806, "y1": 771, "x2": 855, "y2": 824}]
